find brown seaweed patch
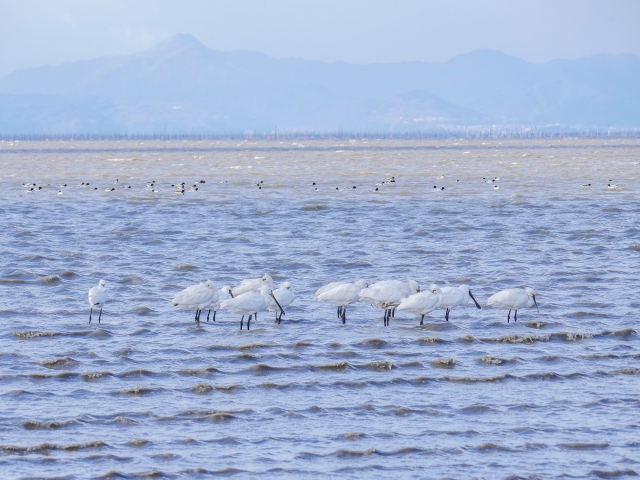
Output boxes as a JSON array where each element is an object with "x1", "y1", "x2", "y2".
[{"x1": 561, "y1": 442, "x2": 609, "y2": 450}]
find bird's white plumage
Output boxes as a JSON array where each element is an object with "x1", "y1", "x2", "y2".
[
  {"x1": 172, "y1": 280, "x2": 218, "y2": 311},
  {"x1": 88, "y1": 279, "x2": 108, "y2": 308},
  {"x1": 267, "y1": 282, "x2": 295, "y2": 312},
  {"x1": 221, "y1": 285, "x2": 272, "y2": 316},
  {"x1": 359, "y1": 284, "x2": 406, "y2": 308},
  {"x1": 397, "y1": 284, "x2": 442, "y2": 317},
  {"x1": 317, "y1": 283, "x2": 362, "y2": 307},
  {"x1": 487, "y1": 287, "x2": 536, "y2": 310},
  {"x1": 315, "y1": 279, "x2": 367, "y2": 298},
  {"x1": 211, "y1": 285, "x2": 232, "y2": 311},
  {"x1": 232, "y1": 274, "x2": 274, "y2": 297},
  {"x1": 369, "y1": 280, "x2": 420, "y2": 297}
]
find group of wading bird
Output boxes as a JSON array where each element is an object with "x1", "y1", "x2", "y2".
[{"x1": 87, "y1": 275, "x2": 539, "y2": 329}]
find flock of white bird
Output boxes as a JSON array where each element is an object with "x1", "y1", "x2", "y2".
[{"x1": 87, "y1": 275, "x2": 539, "y2": 328}]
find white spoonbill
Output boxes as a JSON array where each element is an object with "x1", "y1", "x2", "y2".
[
  {"x1": 231, "y1": 274, "x2": 274, "y2": 297},
  {"x1": 487, "y1": 287, "x2": 539, "y2": 323},
  {"x1": 397, "y1": 284, "x2": 443, "y2": 325},
  {"x1": 88, "y1": 279, "x2": 108, "y2": 324},
  {"x1": 362, "y1": 280, "x2": 420, "y2": 325},
  {"x1": 220, "y1": 285, "x2": 284, "y2": 330},
  {"x1": 172, "y1": 280, "x2": 218, "y2": 323},
  {"x1": 267, "y1": 282, "x2": 295, "y2": 324},
  {"x1": 359, "y1": 283, "x2": 409, "y2": 326},
  {"x1": 439, "y1": 284, "x2": 482, "y2": 321},
  {"x1": 316, "y1": 279, "x2": 368, "y2": 324},
  {"x1": 207, "y1": 285, "x2": 232, "y2": 322}
]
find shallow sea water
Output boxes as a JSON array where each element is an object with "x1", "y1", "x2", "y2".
[{"x1": 1, "y1": 138, "x2": 639, "y2": 479}]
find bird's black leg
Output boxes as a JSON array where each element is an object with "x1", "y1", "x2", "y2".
[
  {"x1": 507, "y1": 310, "x2": 511, "y2": 323},
  {"x1": 248, "y1": 314, "x2": 251, "y2": 330},
  {"x1": 255, "y1": 312, "x2": 258, "y2": 322},
  {"x1": 240, "y1": 315, "x2": 244, "y2": 330},
  {"x1": 275, "y1": 311, "x2": 279, "y2": 323},
  {"x1": 342, "y1": 306, "x2": 346, "y2": 324},
  {"x1": 89, "y1": 308, "x2": 92, "y2": 324},
  {"x1": 207, "y1": 309, "x2": 210, "y2": 321},
  {"x1": 213, "y1": 310, "x2": 216, "y2": 321},
  {"x1": 338, "y1": 306, "x2": 342, "y2": 319},
  {"x1": 98, "y1": 308, "x2": 102, "y2": 324},
  {"x1": 420, "y1": 314, "x2": 424, "y2": 326},
  {"x1": 445, "y1": 308, "x2": 450, "y2": 322},
  {"x1": 514, "y1": 310, "x2": 517, "y2": 322}
]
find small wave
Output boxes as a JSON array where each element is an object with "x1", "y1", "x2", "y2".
[
  {"x1": 114, "y1": 416, "x2": 136, "y2": 425},
  {"x1": 13, "y1": 330, "x2": 60, "y2": 339},
  {"x1": 186, "y1": 468, "x2": 246, "y2": 476},
  {"x1": 460, "y1": 334, "x2": 475, "y2": 342},
  {"x1": 609, "y1": 328, "x2": 637, "y2": 338},
  {"x1": 90, "y1": 328, "x2": 111, "y2": 338},
  {"x1": 362, "y1": 361, "x2": 394, "y2": 371},
  {"x1": 192, "y1": 383, "x2": 213, "y2": 394},
  {"x1": 339, "y1": 432, "x2": 366, "y2": 440},
  {"x1": 38, "y1": 356, "x2": 78, "y2": 369},
  {"x1": 591, "y1": 469, "x2": 638, "y2": 478},
  {"x1": 214, "y1": 385, "x2": 238, "y2": 393},
  {"x1": 315, "y1": 361, "x2": 349, "y2": 371},
  {"x1": 301, "y1": 204, "x2": 328, "y2": 211},
  {"x1": 120, "y1": 276, "x2": 144, "y2": 284},
  {"x1": 293, "y1": 341, "x2": 311, "y2": 348},
  {"x1": 482, "y1": 334, "x2": 549, "y2": 344},
  {"x1": 238, "y1": 343, "x2": 279, "y2": 350},
  {"x1": 561, "y1": 442, "x2": 609, "y2": 450},
  {"x1": 444, "y1": 374, "x2": 511, "y2": 383},
  {"x1": 527, "y1": 321, "x2": 546, "y2": 329},
  {"x1": 249, "y1": 364, "x2": 284, "y2": 374},
  {"x1": 37, "y1": 274, "x2": 62, "y2": 285},
  {"x1": 0, "y1": 278, "x2": 26, "y2": 284},
  {"x1": 23, "y1": 419, "x2": 76, "y2": 430},
  {"x1": 477, "y1": 442, "x2": 513, "y2": 452},
  {"x1": 0, "y1": 440, "x2": 106, "y2": 454},
  {"x1": 131, "y1": 306, "x2": 154, "y2": 315},
  {"x1": 432, "y1": 357, "x2": 456, "y2": 369},
  {"x1": 113, "y1": 387, "x2": 162, "y2": 396},
  {"x1": 417, "y1": 337, "x2": 444, "y2": 344},
  {"x1": 176, "y1": 264, "x2": 197, "y2": 271},
  {"x1": 179, "y1": 366, "x2": 220, "y2": 376},
  {"x1": 128, "y1": 439, "x2": 150, "y2": 448},
  {"x1": 358, "y1": 338, "x2": 387, "y2": 348},
  {"x1": 550, "y1": 332, "x2": 594, "y2": 342},
  {"x1": 59, "y1": 270, "x2": 76, "y2": 278},
  {"x1": 479, "y1": 356, "x2": 504, "y2": 365},
  {"x1": 335, "y1": 447, "x2": 377, "y2": 457},
  {"x1": 209, "y1": 413, "x2": 235, "y2": 423},
  {"x1": 119, "y1": 369, "x2": 158, "y2": 378},
  {"x1": 618, "y1": 368, "x2": 640, "y2": 375}
]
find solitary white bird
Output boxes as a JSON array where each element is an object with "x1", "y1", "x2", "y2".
[
  {"x1": 220, "y1": 285, "x2": 284, "y2": 330},
  {"x1": 207, "y1": 285, "x2": 232, "y2": 322},
  {"x1": 487, "y1": 287, "x2": 539, "y2": 323},
  {"x1": 172, "y1": 280, "x2": 218, "y2": 323},
  {"x1": 439, "y1": 284, "x2": 482, "y2": 321},
  {"x1": 88, "y1": 280, "x2": 108, "y2": 324},
  {"x1": 369, "y1": 280, "x2": 420, "y2": 297},
  {"x1": 397, "y1": 284, "x2": 443, "y2": 325},
  {"x1": 267, "y1": 282, "x2": 295, "y2": 323},
  {"x1": 231, "y1": 274, "x2": 274, "y2": 297},
  {"x1": 316, "y1": 279, "x2": 368, "y2": 323},
  {"x1": 359, "y1": 281, "x2": 416, "y2": 326}
]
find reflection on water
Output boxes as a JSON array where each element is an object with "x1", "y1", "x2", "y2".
[{"x1": 0, "y1": 138, "x2": 639, "y2": 477}]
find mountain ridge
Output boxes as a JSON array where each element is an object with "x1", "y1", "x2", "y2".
[{"x1": 0, "y1": 34, "x2": 638, "y2": 133}]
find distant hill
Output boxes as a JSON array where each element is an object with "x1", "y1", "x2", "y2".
[{"x1": 0, "y1": 34, "x2": 638, "y2": 133}]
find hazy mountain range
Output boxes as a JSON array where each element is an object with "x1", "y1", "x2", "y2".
[{"x1": 0, "y1": 34, "x2": 638, "y2": 134}]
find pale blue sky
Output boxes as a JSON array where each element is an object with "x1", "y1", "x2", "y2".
[{"x1": 1, "y1": 0, "x2": 639, "y2": 77}]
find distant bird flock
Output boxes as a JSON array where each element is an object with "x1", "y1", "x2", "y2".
[
  {"x1": 21, "y1": 173, "x2": 622, "y2": 196},
  {"x1": 88, "y1": 276, "x2": 538, "y2": 328}
]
